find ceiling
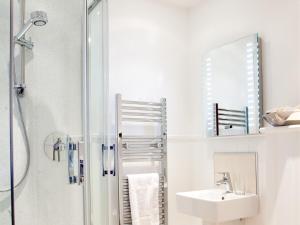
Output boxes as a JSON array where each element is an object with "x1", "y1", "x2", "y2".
[{"x1": 160, "y1": 0, "x2": 202, "y2": 8}]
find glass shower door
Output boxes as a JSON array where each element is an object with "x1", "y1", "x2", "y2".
[
  {"x1": 0, "y1": 0, "x2": 13, "y2": 224},
  {"x1": 85, "y1": 0, "x2": 109, "y2": 224}
]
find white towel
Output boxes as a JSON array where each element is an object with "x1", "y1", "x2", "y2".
[{"x1": 127, "y1": 173, "x2": 159, "y2": 225}]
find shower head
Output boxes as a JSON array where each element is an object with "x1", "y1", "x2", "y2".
[
  {"x1": 15, "y1": 11, "x2": 48, "y2": 41},
  {"x1": 30, "y1": 11, "x2": 48, "y2": 26}
]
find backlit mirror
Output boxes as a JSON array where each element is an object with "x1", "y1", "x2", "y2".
[{"x1": 203, "y1": 34, "x2": 262, "y2": 137}]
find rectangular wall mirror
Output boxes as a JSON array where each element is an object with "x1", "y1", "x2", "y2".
[{"x1": 204, "y1": 34, "x2": 262, "y2": 137}]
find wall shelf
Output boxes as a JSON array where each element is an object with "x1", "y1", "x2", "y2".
[
  {"x1": 204, "y1": 134, "x2": 263, "y2": 141},
  {"x1": 167, "y1": 126, "x2": 300, "y2": 142},
  {"x1": 259, "y1": 125, "x2": 300, "y2": 134}
]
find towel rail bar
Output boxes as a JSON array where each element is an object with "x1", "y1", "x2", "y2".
[
  {"x1": 122, "y1": 153, "x2": 165, "y2": 156},
  {"x1": 122, "y1": 135, "x2": 164, "y2": 141},
  {"x1": 122, "y1": 146, "x2": 164, "y2": 151},
  {"x1": 122, "y1": 112, "x2": 162, "y2": 117},
  {"x1": 122, "y1": 157, "x2": 164, "y2": 161},
  {"x1": 218, "y1": 113, "x2": 246, "y2": 118},
  {"x1": 219, "y1": 123, "x2": 246, "y2": 127},
  {"x1": 219, "y1": 118, "x2": 246, "y2": 123},
  {"x1": 212, "y1": 103, "x2": 249, "y2": 136},
  {"x1": 122, "y1": 106, "x2": 162, "y2": 112},
  {"x1": 122, "y1": 100, "x2": 162, "y2": 107},
  {"x1": 122, "y1": 153, "x2": 165, "y2": 157},
  {"x1": 122, "y1": 117, "x2": 162, "y2": 123},
  {"x1": 218, "y1": 108, "x2": 245, "y2": 114}
]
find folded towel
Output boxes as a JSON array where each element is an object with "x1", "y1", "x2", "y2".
[
  {"x1": 127, "y1": 173, "x2": 159, "y2": 225},
  {"x1": 264, "y1": 105, "x2": 300, "y2": 126}
]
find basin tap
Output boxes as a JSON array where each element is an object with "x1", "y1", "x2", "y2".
[{"x1": 216, "y1": 172, "x2": 233, "y2": 194}]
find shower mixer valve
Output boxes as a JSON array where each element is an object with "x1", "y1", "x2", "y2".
[{"x1": 44, "y1": 132, "x2": 84, "y2": 185}]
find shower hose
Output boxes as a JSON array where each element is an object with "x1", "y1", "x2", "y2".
[{"x1": 0, "y1": 46, "x2": 31, "y2": 192}]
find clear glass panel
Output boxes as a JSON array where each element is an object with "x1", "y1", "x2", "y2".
[
  {"x1": 0, "y1": 0, "x2": 12, "y2": 224},
  {"x1": 88, "y1": 0, "x2": 109, "y2": 224},
  {"x1": 11, "y1": 1, "x2": 84, "y2": 225}
]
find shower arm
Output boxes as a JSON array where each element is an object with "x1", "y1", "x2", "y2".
[{"x1": 15, "y1": 20, "x2": 33, "y2": 40}]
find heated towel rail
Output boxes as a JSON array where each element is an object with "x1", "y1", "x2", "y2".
[
  {"x1": 213, "y1": 103, "x2": 249, "y2": 136},
  {"x1": 116, "y1": 94, "x2": 168, "y2": 225}
]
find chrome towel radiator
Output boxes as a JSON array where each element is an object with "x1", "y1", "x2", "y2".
[
  {"x1": 116, "y1": 94, "x2": 168, "y2": 225},
  {"x1": 213, "y1": 103, "x2": 249, "y2": 136}
]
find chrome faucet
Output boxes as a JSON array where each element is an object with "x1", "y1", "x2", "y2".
[{"x1": 216, "y1": 172, "x2": 233, "y2": 193}]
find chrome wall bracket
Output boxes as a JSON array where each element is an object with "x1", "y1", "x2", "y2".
[{"x1": 14, "y1": 37, "x2": 34, "y2": 49}]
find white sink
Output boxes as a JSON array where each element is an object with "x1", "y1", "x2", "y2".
[{"x1": 176, "y1": 189, "x2": 258, "y2": 223}]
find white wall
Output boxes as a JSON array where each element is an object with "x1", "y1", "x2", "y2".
[{"x1": 189, "y1": 0, "x2": 300, "y2": 225}]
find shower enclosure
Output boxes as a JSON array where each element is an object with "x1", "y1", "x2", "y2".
[{"x1": 1, "y1": 0, "x2": 111, "y2": 224}]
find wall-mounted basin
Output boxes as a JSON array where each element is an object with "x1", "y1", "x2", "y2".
[{"x1": 176, "y1": 189, "x2": 258, "y2": 223}]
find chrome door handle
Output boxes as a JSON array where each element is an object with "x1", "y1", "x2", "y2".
[
  {"x1": 102, "y1": 144, "x2": 108, "y2": 176},
  {"x1": 111, "y1": 144, "x2": 116, "y2": 176},
  {"x1": 102, "y1": 144, "x2": 116, "y2": 176}
]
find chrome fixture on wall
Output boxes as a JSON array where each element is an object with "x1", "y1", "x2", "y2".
[
  {"x1": 14, "y1": 10, "x2": 48, "y2": 97},
  {"x1": 14, "y1": 11, "x2": 48, "y2": 49},
  {"x1": 216, "y1": 172, "x2": 233, "y2": 194}
]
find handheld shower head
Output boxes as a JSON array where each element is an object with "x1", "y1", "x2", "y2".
[
  {"x1": 15, "y1": 11, "x2": 48, "y2": 41},
  {"x1": 30, "y1": 11, "x2": 48, "y2": 26}
]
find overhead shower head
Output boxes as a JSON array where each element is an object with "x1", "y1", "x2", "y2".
[{"x1": 15, "y1": 10, "x2": 48, "y2": 41}]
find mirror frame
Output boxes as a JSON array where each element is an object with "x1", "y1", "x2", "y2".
[{"x1": 203, "y1": 34, "x2": 263, "y2": 137}]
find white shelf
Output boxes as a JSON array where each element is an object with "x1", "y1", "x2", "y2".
[
  {"x1": 259, "y1": 125, "x2": 300, "y2": 134},
  {"x1": 206, "y1": 134, "x2": 262, "y2": 140},
  {"x1": 167, "y1": 126, "x2": 300, "y2": 141}
]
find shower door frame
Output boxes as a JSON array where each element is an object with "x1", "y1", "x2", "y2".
[
  {"x1": 9, "y1": 0, "x2": 15, "y2": 224},
  {"x1": 82, "y1": 0, "x2": 110, "y2": 225}
]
